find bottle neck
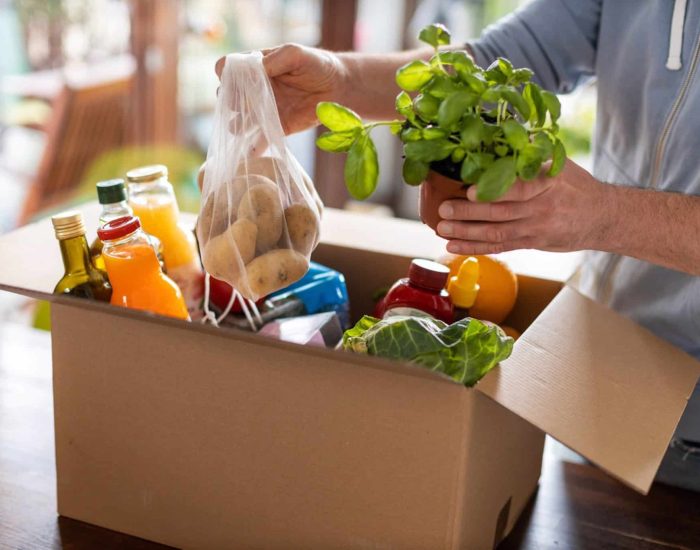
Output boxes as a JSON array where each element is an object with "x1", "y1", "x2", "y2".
[
  {"x1": 59, "y1": 235, "x2": 92, "y2": 275},
  {"x1": 99, "y1": 201, "x2": 133, "y2": 225}
]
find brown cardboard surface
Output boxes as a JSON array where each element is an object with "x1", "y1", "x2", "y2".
[
  {"x1": 478, "y1": 286, "x2": 700, "y2": 494},
  {"x1": 50, "y1": 301, "x2": 539, "y2": 550}
]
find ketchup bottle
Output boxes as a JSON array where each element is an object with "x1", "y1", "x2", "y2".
[{"x1": 375, "y1": 259, "x2": 454, "y2": 323}]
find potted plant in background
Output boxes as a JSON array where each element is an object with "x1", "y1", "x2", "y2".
[{"x1": 316, "y1": 23, "x2": 566, "y2": 231}]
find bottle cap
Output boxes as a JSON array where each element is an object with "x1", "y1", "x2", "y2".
[
  {"x1": 97, "y1": 215, "x2": 141, "y2": 241},
  {"x1": 408, "y1": 258, "x2": 450, "y2": 291},
  {"x1": 52, "y1": 210, "x2": 86, "y2": 240},
  {"x1": 447, "y1": 257, "x2": 480, "y2": 308},
  {"x1": 96, "y1": 179, "x2": 127, "y2": 204},
  {"x1": 126, "y1": 164, "x2": 168, "y2": 184}
]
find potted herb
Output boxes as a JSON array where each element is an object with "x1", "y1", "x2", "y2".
[{"x1": 315, "y1": 24, "x2": 566, "y2": 231}]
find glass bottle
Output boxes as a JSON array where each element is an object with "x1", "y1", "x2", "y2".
[
  {"x1": 126, "y1": 165, "x2": 203, "y2": 314},
  {"x1": 90, "y1": 179, "x2": 134, "y2": 270},
  {"x1": 90, "y1": 178, "x2": 166, "y2": 272},
  {"x1": 52, "y1": 210, "x2": 112, "y2": 301},
  {"x1": 98, "y1": 215, "x2": 189, "y2": 321}
]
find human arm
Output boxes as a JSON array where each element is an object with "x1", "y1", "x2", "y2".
[
  {"x1": 468, "y1": 0, "x2": 602, "y2": 93},
  {"x1": 216, "y1": 46, "x2": 433, "y2": 135},
  {"x1": 436, "y1": 160, "x2": 700, "y2": 276}
]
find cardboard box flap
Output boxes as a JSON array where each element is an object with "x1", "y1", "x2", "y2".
[{"x1": 477, "y1": 286, "x2": 700, "y2": 494}]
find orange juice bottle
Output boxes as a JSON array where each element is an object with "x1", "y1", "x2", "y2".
[
  {"x1": 126, "y1": 165, "x2": 203, "y2": 315},
  {"x1": 98, "y1": 216, "x2": 189, "y2": 320}
]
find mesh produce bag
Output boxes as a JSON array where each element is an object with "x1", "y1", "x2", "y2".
[{"x1": 197, "y1": 52, "x2": 323, "y2": 301}]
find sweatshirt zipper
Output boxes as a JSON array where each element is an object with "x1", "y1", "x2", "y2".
[
  {"x1": 598, "y1": 28, "x2": 700, "y2": 303},
  {"x1": 650, "y1": 30, "x2": 700, "y2": 188}
]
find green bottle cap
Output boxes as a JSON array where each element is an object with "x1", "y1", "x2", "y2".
[{"x1": 96, "y1": 179, "x2": 127, "y2": 204}]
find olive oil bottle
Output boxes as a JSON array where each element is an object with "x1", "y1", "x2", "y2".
[{"x1": 52, "y1": 211, "x2": 112, "y2": 301}]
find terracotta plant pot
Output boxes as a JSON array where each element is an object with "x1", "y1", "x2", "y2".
[{"x1": 419, "y1": 170, "x2": 469, "y2": 233}]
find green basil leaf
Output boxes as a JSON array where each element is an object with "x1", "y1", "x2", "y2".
[
  {"x1": 388, "y1": 121, "x2": 403, "y2": 135},
  {"x1": 422, "y1": 127, "x2": 448, "y2": 140},
  {"x1": 315, "y1": 129, "x2": 359, "y2": 152},
  {"x1": 401, "y1": 127, "x2": 423, "y2": 142},
  {"x1": 462, "y1": 72, "x2": 487, "y2": 94},
  {"x1": 460, "y1": 155, "x2": 481, "y2": 183},
  {"x1": 485, "y1": 60, "x2": 507, "y2": 84},
  {"x1": 344, "y1": 132, "x2": 379, "y2": 200},
  {"x1": 414, "y1": 93, "x2": 440, "y2": 121},
  {"x1": 316, "y1": 102, "x2": 363, "y2": 131},
  {"x1": 396, "y1": 60, "x2": 434, "y2": 92},
  {"x1": 511, "y1": 67, "x2": 534, "y2": 85},
  {"x1": 516, "y1": 143, "x2": 546, "y2": 180},
  {"x1": 404, "y1": 138, "x2": 457, "y2": 163},
  {"x1": 497, "y1": 57, "x2": 513, "y2": 78},
  {"x1": 437, "y1": 91, "x2": 478, "y2": 130},
  {"x1": 499, "y1": 87, "x2": 531, "y2": 121},
  {"x1": 451, "y1": 147, "x2": 466, "y2": 163},
  {"x1": 548, "y1": 138, "x2": 566, "y2": 176},
  {"x1": 482, "y1": 123, "x2": 500, "y2": 146},
  {"x1": 439, "y1": 50, "x2": 476, "y2": 78},
  {"x1": 481, "y1": 88, "x2": 501, "y2": 103},
  {"x1": 533, "y1": 132, "x2": 553, "y2": 157},
  {"x1": 523, "y1": 83, "x2": 546, "y2": 127},
  {"x1": 402, "y1": 158, "x2": 429, "y2": 186},
  {"x1": 541, "y1": 90, "x2": 561, "y2": 122},
  {"x1": 395, "y1": 91, "x2": 413, "y2": 118},
  {"x1": 418, "y1": 23, "x2": 451, "y2": 48},
  {"x1": 460, "y1": 114, "x2": 484, "y2": 149},
  {"x1": 502, "y1": 119, "x2": 529, "y2": 150},
  {"x1": 494, "y1": 144, "x2": 509, "y2": 157},
  {"x1": 423, "y1": 75, "x2": 464, "y2": 98},
  {"x1": 476, "y1": 156, "x2": 517, "y2": 201}
]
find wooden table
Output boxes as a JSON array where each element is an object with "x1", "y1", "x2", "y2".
[{"x1": 1, "y1": 320, "x2": 699, "y2": 550}]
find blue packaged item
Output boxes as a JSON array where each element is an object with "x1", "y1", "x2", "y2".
[{"x1": 269, "y1": 262, "x2": 350, "y2": 329}]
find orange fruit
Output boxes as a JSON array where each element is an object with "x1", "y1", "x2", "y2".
[
  {"x1": 499, "y1": 325, "x2": 521, "y2": 340},
  {"x1": 438, "y1": 254, "x2": 518, "y2": 324}
]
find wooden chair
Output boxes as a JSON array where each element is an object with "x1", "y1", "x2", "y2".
[{"x1": 18, "y1": 72, "x2": 133, "y2": 224}]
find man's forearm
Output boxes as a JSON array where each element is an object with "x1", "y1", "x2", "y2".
[
  {"x1": 598, "y1": 185, "x2": 700, "y2": 275},
  {"x1": 336, "y1": 48, "x2": 431, "y2": 121}
]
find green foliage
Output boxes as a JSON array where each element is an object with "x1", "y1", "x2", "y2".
[
  {"x1": 315, "y1": 24, "x2": 567, "y2": 202},
  {"x1": 343, "y1": 315, "x2": 514, "y2": 387}
]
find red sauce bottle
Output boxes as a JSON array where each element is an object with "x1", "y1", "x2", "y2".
[{"x1": 375, "y1": 259, "x2": 454, "y2": 323}]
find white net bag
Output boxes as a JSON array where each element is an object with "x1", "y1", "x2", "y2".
[{"x1": 197, "y1": 52, "x2": 323, "y2": 301}]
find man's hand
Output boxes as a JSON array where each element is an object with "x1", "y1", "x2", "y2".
[
  {"x1": 216, "y1": 44, "x2": 347, "y2": 135},
  {"x1": 437, "y1": 159, "x2": 613, "y2": 255}
]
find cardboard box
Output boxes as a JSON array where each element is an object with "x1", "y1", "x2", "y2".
[{"x1": 1, "y1": 205, "x2": 699, "y2": 549}]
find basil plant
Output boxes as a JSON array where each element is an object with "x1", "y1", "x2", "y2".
[{"x1": 315, "y1": 24, "x2": 566, "y2": 202}]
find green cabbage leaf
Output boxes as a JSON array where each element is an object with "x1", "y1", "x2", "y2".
[{"x1": 343, "y1": 315, "x2": 514, "y2": 387}]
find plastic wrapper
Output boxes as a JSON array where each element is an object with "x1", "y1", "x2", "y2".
[{"x1": 197, "y1": 51, "x2": 323, "y2": 301}]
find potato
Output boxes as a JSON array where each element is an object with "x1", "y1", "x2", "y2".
[
  {"x1": 301, "y1": 170, "x2": 324, "y2": 218},
  {"x1": 201, "y1": 232, "x2": 244, "y2": 284},
  {"x1": 237, "y1": 182, "x2": 284, "y2": 251},
  {"x1": 230, "y1": 173, "x2": 272, "y2": 211},
  {"x1": 229, "y1": 218, "x2": 258, "y2": 264},
  {"x1": 201, "y1": 220, "x2": 257, "y2": 291},
  {"x1": 245, "y1": 249, "x2": 308, "y2": 298},
  {"x1": 197, "y1": 192, "x2": 229, "y2": 239},
  {"x1": 236, "y1": 156, "x2": 280, "y2": 180},
  {"x1": 284, "y1": 204, "x2": 319, "y2": 256}
]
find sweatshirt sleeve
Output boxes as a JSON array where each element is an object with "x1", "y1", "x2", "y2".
[{"x1": 468, "y1": 0, "x2": 602, "y2": 93}]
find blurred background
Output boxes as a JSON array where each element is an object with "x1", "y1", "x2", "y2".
[{"x1": 0, "y1": 0, "x2": 595, "y2": 234}]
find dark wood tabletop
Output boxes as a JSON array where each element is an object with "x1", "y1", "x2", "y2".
[{"x1": 1, "y1": 319, "x2": 699, "y2": 550}]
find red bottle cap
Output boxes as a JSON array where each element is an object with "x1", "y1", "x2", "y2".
[
  {"x1": 408, "y1": 259, "x2": 450, "y2": 291},
  {"x1": 97, "y1": 215, "x2": 141, "y2": 241}
]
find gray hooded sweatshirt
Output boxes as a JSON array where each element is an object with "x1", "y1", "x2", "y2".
[{"x1": 469, "y1": 0, "x2": 700, "y2": 444}]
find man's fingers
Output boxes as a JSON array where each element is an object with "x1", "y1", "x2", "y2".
[
  {"x1": 262, "y1": 44, "x2": 301, "y2": 78},
  {"x1": 436, "y1": 220, "x2": 530, "y2": 243},
  {"x1": 445, "y1": 238, "x2": 534, "y2": 255},
  {"x1": 466, "y1": 178, "x2": 552, "y2": 203},
  {"x1": 439, "y1": 199, "x2": 530, "y2": 222}
]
